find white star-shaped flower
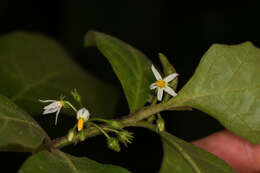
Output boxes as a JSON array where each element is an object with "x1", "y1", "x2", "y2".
[
  {"x1": 150, "y1": 65, "x2": 178, "y2": 101},
  {"x1": 39, "y1": 99, "x2": 63, "y2": 125},
  {"x1": 77, "y1": 108, "x2": 90, "y2": 131}
]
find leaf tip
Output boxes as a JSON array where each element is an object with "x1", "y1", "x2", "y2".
[{"x1": 84, "y1": 30, "x2": 97, "y2": 47}]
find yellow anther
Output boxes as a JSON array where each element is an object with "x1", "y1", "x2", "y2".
[
  {"x1": 156, "y1": 80, "x2": 165, "y2": 88},
  {"x1": 57, "y1": 101, "x2": 63, "y2": 108},
  {"x1": 77, "y1": 118, "x2": 84, "y2": 131}
]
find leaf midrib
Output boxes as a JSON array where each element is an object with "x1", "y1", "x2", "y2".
[
  {"x1": 0, "y1": 115, "x2": 43, "y2": 131},
  {"x1": 163, "y1": 137, "x2": 202, "y2": 173},
  {"x1": 11, "y1": 71, "x2": 62, "y2": 101},
  {"x1": 164, "y1": 136, "x2": 234, "y2": 173},
  {"x1": 171, "y1": 84, "x2": 260, "y2": 108},
  {"x1": 56, "y1": 150, "x2": 78, "y2": 173},
  {"x1": 102, "y1": 41, "x2": 146, "y2": 112}
]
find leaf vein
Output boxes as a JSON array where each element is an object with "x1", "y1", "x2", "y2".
[
  {"x1": 11, "y1": 71, "x2": 62, "y2": 101},
  {"x1": 56, "y1": 150, "x2": 78, "y2": 173},
  {"x1": 175, "y1": 84, "x2": 260, "y2": 107},
  {"x1": 164, "y1": 138, "x2": 202, "y2": 173}
]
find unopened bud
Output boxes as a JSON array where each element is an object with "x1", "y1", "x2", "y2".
[
  {"x1": 107, "y1": 138, "x2": 120, "y2": 152},
  {"x1": 67, "y1": 129, "x2": 75, "y2": 142},
  {"x1": 156, "y1": 118, "x2": 165, "y2": 132},
  {"x1": 71, "y1": 89, "x2": 82, "y2": 103},
  {"x1": 147, "y1": 115, "x2": 156, "y2": 122},
  {"x1": 79, "y1": 131, "x2": 85, "y2": 141}
]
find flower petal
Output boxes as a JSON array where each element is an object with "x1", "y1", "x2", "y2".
[
  {"x1": 39, "y1": 99, "x2": 55, "y2": 103},
  {"x1": 164, "y1": 86, "x2": 177, "y2": 97},
  {"x1": 157, "y1": 88, "x2": 164, "y2": 101},
  {"x1": 43, "y1": 101, "x2": 59, "y2": 110},
  {"x1": 43, "y1": 107, "x2": 59, "y2": 114},
  {"x1": 55, "y1": 107, "x2": 61, "y2": 125},
  {"x1": 151, "y1": 65, "x2": 162, "y2": 80},
  {"x1": 164, "y1": 73, "x2": 178, "y2": 83},
  {"x1": 77, "y1": 108, "x2": 90, "y2": 121},
  {"x1": 150, "y1": 83, "x2": 157, "y2": 90}
]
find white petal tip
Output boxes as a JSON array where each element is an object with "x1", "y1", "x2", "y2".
[
  {"x1": 151, "y1": 65, "x2": 162, "y2": 80},
  {"x1": 150, "y1": 83, "x2": 157, "y2": 90},
  {"x1": 164, "y1": 86, "x2": 177, "y2": 97}
]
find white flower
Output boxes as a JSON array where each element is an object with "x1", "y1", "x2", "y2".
[
  {"x1": 77, "y1": 108, "x2": 90, "y2": 131},
  {"x1": 150, "y1": 65, "x2": 178, "y2": 101},
  {"x1": 39, "y1": 99, "x2": 63, "y2": 125}
]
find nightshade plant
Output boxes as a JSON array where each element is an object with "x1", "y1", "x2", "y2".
[{"x1": 0, "y1": 30, "x2": 260, "y2": 173}]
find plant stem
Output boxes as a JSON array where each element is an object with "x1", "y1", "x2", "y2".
[
  {"x1": 52, "y1": 101, "x2": 168, "y2": 148},
  {"x1": 87, "y1": 122, "x2": 110, "y2": 139},
  {"x1": 103, "y1": 127, "x2": 120, "y2": 133},
  {"x1": 88, "y1": 118, "x2": 111, "y2": 123},
  {"x1": 65, "y1": 101, "x2": 78, "y2": 113}
]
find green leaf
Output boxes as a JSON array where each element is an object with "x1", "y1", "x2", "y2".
[
  {"x1": 0, "y1": 95, "x2": 47, "y2": 152},
  {"x1": 0, "y1": 32, "x2": 118, "y2": 117},
  {"x1": 19, "y1": 150, "x2": 131, "y2": 173},
  {"x1": 167, "y1": 42, "x2": 260, "y2": 144},
  {"x1": 137, "y1": 123, "x2": 235, "y2": 173},
  {"x1": 159, "y1": 131, "x2": 235, "y2": 173},
  {"x1": 84, "y1": 31, "x2": 154, "y2": 113}
]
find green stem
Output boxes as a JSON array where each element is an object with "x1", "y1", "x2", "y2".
[
  {"x1": 103, "y1": 127, "x2": 120, "y2": 133},
  {"x1": 87, "y1": 122, "x2": 110, "y2": 139},
  {"x1": 52, "y1": 101, "x2": 168, "y2": 148},
  {"x1": 65, "y1": 101, "x2": 78, "y2": 113},
  {"x1": 88, "y1": 118, "x2": 110, "y2": 123}
]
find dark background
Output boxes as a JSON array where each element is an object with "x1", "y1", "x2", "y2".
[{"x1": 1, "y1": 1, "x2": 260, "y2": 172}]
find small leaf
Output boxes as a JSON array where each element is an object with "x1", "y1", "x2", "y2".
[
  {"x1": 0, "y1": 32, "x2": 118, "y2": 117},
  {"x1": 167, "y1": 42, "x2": 260, "y2": 144},
  {"x1": 84, "y1": 31, "x2": 154, "y2": 113},
  {"x1": 159, "y1": 53, "x2": 178, "y2": 90},
  {"x1": 137, "y1": 123, "x2": 235, "y2": 173},
  {"x1": 0, "y1": 95, "x2": 47, "y2": 152},
  {"x1": 19, "y1": 150, "x2": 131, "y2": 173}
]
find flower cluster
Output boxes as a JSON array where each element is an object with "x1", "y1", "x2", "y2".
[
  {"x1": 39, "y1": 90, "x2": 133, "y2": 152},
  {"x1": 39, "y1": 94, "x2": 89, "y2": 132},
  {"x1": 39, "y1": 59, "x2": 179, "y2": 151}
]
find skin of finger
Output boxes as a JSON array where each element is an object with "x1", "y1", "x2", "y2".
[{"x1": 192, "y1": 130, "x2": 260, "y2": 173}]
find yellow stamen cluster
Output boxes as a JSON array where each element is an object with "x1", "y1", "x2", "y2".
[
  {"x1": 156, "y1": 80, "x2": 165, "y2": 88},
  {"x1": 77, "y1": 118, "x2": 84, "y2": 131},
  {"x1": 57, "y1": 101, "x2": 63, "y2": 108}
]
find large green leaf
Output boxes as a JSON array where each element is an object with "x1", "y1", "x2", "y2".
[
  {"x1": 0, "y1": 95, "x2": 47, "y2": 152},
  {"x1": 167, "y1": 42, "x2": 260, "y2": 144},
  {"x1": 137, "y1": 123, "x2": 235, "y2": 173},
  {"x1": 19, "y1": 150, "x2": 130, "y2": 173},
  {"x1": 84, "y1": 31, "x2": 154, "y2": 113},
  {"x1": 159, "y1": 131, "x2": 235, "y2": 173},
  {"x1": 0, "y1": 32, "x2": 118, "y2": 117}
]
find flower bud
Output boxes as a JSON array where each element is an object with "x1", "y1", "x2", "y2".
[
  {"x1": 79, "y1": 131, "x2": 85, "y2": 141},
  {"x1": 107, "y1": 138, "x2": 120, "y2": 152},
  {"x1": 71, "y1": 89, "x2": 82, "y2": 103},
  {"x1": 156, "y1": 118, "x2": 165, "y2": 132},
  {"x1": 67, "y1": 129, "x2": 75, "y2": 142},
  {"x1": 147, "y1": 115, "x2": 155, "y2": 123},
  {"x1": 118, "y1": 131, "x2": 134, "y2": 146}
]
